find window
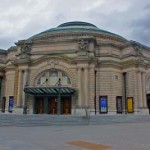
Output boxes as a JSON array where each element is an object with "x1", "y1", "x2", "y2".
[
  {"x1": 49, "y1": 71, "x2": 58, "y2": 77},
  {"x1": 36, "y1": 70, "x2": 71, "y2": 86}
]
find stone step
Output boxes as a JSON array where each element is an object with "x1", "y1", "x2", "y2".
[{"x1": 0, "y1": 114, "x2": 150, "y2": 127}]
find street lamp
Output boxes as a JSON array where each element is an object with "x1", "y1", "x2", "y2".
[
  {"x1": 57, "y1": 78, "x2": 61, "y2": 115},
  {"x1": 123, "y1": 72, "x2": 127, "y2": 114},
  {"x1": 94, "y1": 70, "x2": 97, "y2": 115},
  {"x1": 23, "y1": 83, "x2": 28, "y2": 114}
]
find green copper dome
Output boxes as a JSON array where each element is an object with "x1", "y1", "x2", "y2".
[
  {"x1": 58, "y1": 21, "x2": 97, "y2": 28},
  {"x1": 29, "y1": 21, "x2": 126, "y2": 41}
]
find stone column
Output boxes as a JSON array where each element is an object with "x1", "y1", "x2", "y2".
[
  {"x1": 22, "y1": 69, "x2": 28, "y2": 107},
  {"x1": 138, "y1": 71, "x2": 143, "y2": 108},
  {"x1": 142, "y1": 72, "x2": 147, "y2": 108},
  {"x1": 78, "y1": 67, "x2": 82, "y2": 106},
  {"x1": 84, "y1": 67, "x2": 88, "y2": 107},
  {"x1": 17, "y1": 70, "x2": 23, "y2": 107}
]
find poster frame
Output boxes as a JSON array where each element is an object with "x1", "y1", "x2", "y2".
[
  {"x1": 127, "y1": 97, "x2": 134, "y2": 113},
  {"x1": 116, "y1": 96, "x2": 123, "y2": 114},
  {"x1": 8, "y1": 96, "x2": 14, "y2": 113},
  {"x1": 99, "y1": 96, "x2": 108, "y2": 114}
]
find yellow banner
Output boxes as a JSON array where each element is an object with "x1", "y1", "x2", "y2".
[{"x1": 127, "y1": 97, "x2": 134, "y2": 113}]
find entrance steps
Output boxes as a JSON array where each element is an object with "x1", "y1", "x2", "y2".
[{"x1": 0, "y1": 114, "x2": 150, "y2": 127}]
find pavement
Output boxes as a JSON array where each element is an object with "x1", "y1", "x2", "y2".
[{"x1": 0, "y1": 122, "x2": 150, "y2": 150}]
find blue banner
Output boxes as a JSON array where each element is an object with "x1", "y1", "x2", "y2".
[
  {"x1": 9, "y1": 96, "x2": 14, "y2": 112},
  {"x1": 100, "y1": 96, "x2": 107, "y2": 113}
]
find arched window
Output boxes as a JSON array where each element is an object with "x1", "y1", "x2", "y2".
[{"x1": 36, "y1": 69, "x2": 71, "y2": 86}]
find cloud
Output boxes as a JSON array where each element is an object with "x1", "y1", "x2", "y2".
[{"x1": 0, "y1": 0, "x2": 150, "y2": 49}]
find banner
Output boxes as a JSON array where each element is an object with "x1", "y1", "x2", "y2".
[
  {"x1": 99, "y1": 96, "x2": 108, "y2": 113},
  {"x1": 127, "y1": 97, "x2": 134, "y2": 113},
  {"x1": 9, "y1": 96, "x2": 14, "y2": 112}
]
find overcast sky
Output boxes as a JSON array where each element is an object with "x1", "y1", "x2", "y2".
[{"x1": 0, "y1": 0, "x2": 150, "y2": 50}]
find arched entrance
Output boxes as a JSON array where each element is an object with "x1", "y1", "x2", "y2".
[
  {"x1": 146, "y1": 94, "x2": 150, "y2": 114},
  {"x1": 24, "y1": 69, "x2": 75, "y2": 115}
]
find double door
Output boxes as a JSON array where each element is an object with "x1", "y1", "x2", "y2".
[
  {"x1": 35, "y1": 96, "x2": 71, "y2": 115},
  {"x1": 48, "y1": 97, "x2": 71, "y2": 115}
]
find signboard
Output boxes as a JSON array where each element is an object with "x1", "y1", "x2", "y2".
[
  {"x1": 2, "y1": 97, "x2": 6, "y2": 113},
  {"x1": 99, "y1": 96, "x2": 108, "y2": 113},
  {"x1": 9, "y1": 96, "x2": 14, "y2": 113},
  {"x1": 116, "y1": 96, "x2": 122, "y2": 113},
  {"x1": 127, "y1": 97, "x2": 134, "y2": 113}
]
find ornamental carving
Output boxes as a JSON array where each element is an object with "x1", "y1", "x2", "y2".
[
  {"x1": 78, "y1": 39, "x2": 88, "y2": 51},
  {"x1": 47, "y1": 59, "x2": 59, "y2": 68},
  {"x1": 133, "y1": 44, "x2": 149, "y2": 65},
  {"x1": 20, "y1": 41, "x2": 32, "y2": 59}
]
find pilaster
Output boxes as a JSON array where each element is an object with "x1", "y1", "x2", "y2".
[
  {"x1": 142, "y1": 72, "x2": 147, "y2": 108},
  {"x1": 22, "y1": 69, "x2": 28, "y2": 107},
  {"x1": 77, "y1": 67, "x2": 82, "y2": 106},
  {"x1": 17, "y1": 70, "x2": 23, "y2": 107},
  {"x1": 84, "y1": 66, "x2": 89, "y2": 107},
  {"x1": 137, "y1": 71, "x2": 143, "y2": 108}
]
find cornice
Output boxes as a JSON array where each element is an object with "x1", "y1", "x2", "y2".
[
  {"x1": 0, "y1": 49, "x2": 7, "y2": 54},
  {"x1": 4, "y1": 66, "x2": 15, "y2": 71},
  {"x1": 122, "y1": 40, "x2": 150, "y2": 50},
  {"x1": 97, "y1": 42, "x2": 122, "y2": 49},
  {"x1": 31, "y1": 32, "x2": 126, "y2": 44},
  {"x1": 13, "y1": 59, "x2": 31, "y2": 65},
  {"x1": 15, "y1": 40, "x2": 33, "y2": 46}
]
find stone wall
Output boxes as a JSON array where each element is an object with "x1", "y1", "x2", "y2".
[{"x1": 4, "y1": 70, "x2": 15, "y2": 109}]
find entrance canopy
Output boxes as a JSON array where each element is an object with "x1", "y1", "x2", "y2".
[{"x1": 24, "y1": 87, "x2": 76, "y2": 95}]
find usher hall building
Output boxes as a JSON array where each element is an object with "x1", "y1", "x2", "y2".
[{"x1": 0, "y1": 21, "x2": 150, "y2": 115}]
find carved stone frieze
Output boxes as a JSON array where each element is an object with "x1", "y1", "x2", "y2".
[{"x1": 78, "y1": 39, "x2": 89, "y2": 51}]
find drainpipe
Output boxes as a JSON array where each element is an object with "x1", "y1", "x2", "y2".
[{"x1": 123, "y1": 72, "x2": 127, "y2": 114}]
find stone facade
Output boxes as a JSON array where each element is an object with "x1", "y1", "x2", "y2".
[{"x1": 0, "y1": 21, "x2": 150, "y2": 115}]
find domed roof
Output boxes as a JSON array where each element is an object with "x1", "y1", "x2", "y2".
[
  {"x1": 58, "y1": 21, "x2": 97, "y2": 28},
  {"x1": 29, "y1": 21, "x2": 126, "y2": 41}
]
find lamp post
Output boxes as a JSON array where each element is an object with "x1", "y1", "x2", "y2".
[
  {"x1": 94, "y1": 70, "x2": 97, "y2": 115},
  {"x1": 123, "y1": 72, "x2": 127, "y2": 114},
  {"x1": 23, "y1": 83, "x2": 28, "y2": 114},
  {"x1": 57, "y1": 78, "x2": 61, "y2": 115}
]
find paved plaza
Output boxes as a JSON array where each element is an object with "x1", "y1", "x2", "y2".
[{"x1": 0, "y1": 122, "x2": 150, "y2": 150}]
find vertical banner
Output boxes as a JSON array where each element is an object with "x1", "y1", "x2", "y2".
[
  {"x1": 9, "y1": 96, "x2": 14, "y2": 113},
  {"x1": 127, "y1": 97, "x2": 134, "y2": 113},
  {"x1": 2, "y1": 97, "x2": 6, "y2": 113},
  {"x1": 99, "y1": 96, "x2": 108, "y2": 113},
  {"x1": 116, "y1": 96, "x2": 122, "y2": 113}
]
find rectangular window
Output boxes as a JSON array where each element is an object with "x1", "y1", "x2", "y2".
[{"x1": 99, "y1": 96, "x2": 108, "y2": 113}]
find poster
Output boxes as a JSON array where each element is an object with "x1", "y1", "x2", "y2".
[
  {"x1": 9, "y1": 96, "x2": 14, "y2": 112},
  {"x1": 116, "y1": 96, "x2": 122, "y2": 113},
  {"x1": 100, "y1": 96, "x2": 108, "y2": 113},
  {"x1": 127, "y1": 97, "x2": 134, "y2": 113}
]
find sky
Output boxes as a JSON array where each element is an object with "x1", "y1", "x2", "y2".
[{"x1": 0, "y1": 0, "x2": 150, "y2": 50}]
